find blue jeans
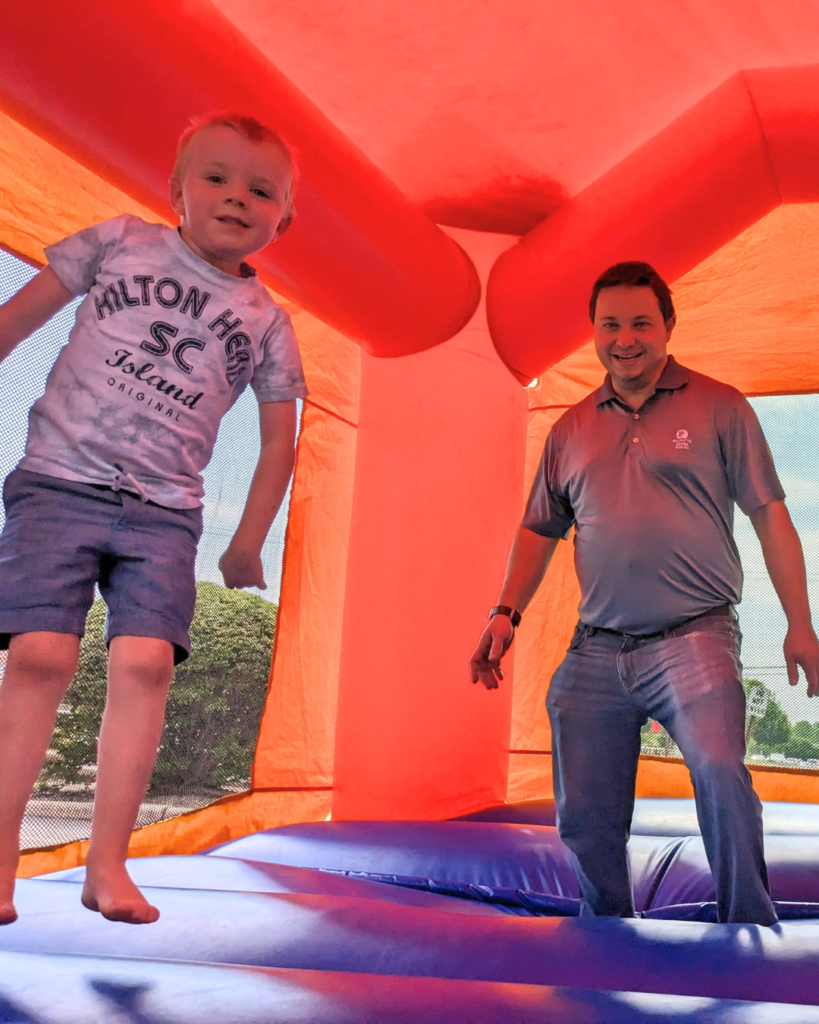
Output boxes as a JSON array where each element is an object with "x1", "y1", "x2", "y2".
[{"x1": 547, "y1": 613, "x2": 777, "y2": 925}]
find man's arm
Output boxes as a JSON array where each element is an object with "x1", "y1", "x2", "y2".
[
  {"x1": 469, "y1": 526, "x2": 560, "y2": 690},
  {"x1": 218, "y1": 400, "x2": 298, "y2": 589},
  {"x1": 0, "y1": 266, "x2": 74, "y2": 364},
  {"x1": 750, "y1": 499, "x2": 819, "y2": 697}
]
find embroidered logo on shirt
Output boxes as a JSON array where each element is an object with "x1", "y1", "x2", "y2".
[{"x1": 673, "y1": 428, "x2": 691, "y2": 450}]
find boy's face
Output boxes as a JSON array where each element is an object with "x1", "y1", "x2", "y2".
[{"x1": 170, "y1": 125, "x2": 293, "y2": 276}]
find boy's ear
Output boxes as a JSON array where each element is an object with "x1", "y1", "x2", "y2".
[
  {"x1": 273, "y1": 208, "x2": 295, "y2": 240},
  {"x1": 169, "y1": 177, "x2": 185, "y2": 219}
]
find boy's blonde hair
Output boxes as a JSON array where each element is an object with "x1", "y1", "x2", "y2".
[{"x1": 172, "y1": 112, "x2": 297, "y2": 227}]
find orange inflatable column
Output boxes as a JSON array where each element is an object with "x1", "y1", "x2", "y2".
[
  {"x1": 331, "y1": 232, "x2": 528, "y2": 821},
  {"x1": 253, "y1": 311, "x2": 361, "y2": 798}
]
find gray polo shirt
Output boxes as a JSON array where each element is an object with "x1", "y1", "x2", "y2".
[{"x1": 522, "y1": 356, "x2": 785, "y2": 634}]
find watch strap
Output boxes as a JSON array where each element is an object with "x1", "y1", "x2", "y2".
[{"x1": 489, "y1": 605, "x2": 522, "y2": 628}]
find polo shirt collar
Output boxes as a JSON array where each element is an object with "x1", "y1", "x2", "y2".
[{"x1": 595, "y1": 355, "x2": 689, "y2": 407}]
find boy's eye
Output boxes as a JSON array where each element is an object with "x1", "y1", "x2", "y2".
[
  {"x1": 252, "y1": 188, "x2": 272, "y2": 199},
  {"x1": 205, "y1": 174, "x2": 225, "y2": 184}
]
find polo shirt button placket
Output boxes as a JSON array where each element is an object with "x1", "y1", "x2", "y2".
[{"x1": 630, "y1": 412, "x2": 641, "y2": 457}]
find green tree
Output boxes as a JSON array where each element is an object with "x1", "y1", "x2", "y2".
[
  {"x1": 744, "y1": 678, "x2": 791, "y2": 754},
  {"x1": 792, "y1": 720, "x2": 819, "y2": 743},
  {"x1": 39, "y1": 582, "x2": 276, "y2": 795},
  {"x1": 153, "y1": 582, "x2": 277, "y2": 791},
  {"x1": 782, "y1": 720, "x2": 819, "y2": 762}
]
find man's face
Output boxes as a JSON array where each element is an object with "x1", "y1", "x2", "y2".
[
  {"x1": 170, "y1": 125, "x2": 293, "y2": 276},
  {"x1": 593, "y1": 285, "x2": 674, "y2": 392}
]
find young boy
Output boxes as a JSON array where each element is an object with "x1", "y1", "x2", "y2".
[{"x1": 0, "y1": 113, "x2": 307, "y2": 925}]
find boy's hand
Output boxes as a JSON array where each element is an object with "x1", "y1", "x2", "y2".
[{"x1": 219, "y1": 544, "x2": 266, "y2": 590}]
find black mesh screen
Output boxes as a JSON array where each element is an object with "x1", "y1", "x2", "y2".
[
  {"x1": 0, "y1": 249, "x2": 296, "y2": 851},
  {"x1": 641, "y1": 394, "x2": 819, "y2": 770}
]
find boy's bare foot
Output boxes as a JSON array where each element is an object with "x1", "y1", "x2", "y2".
[
  {"x1": 81, "y1": 862, "x2": 159, "y2": 924},
  {"x1": 0, "y1": 862, "x2": 17, "y2": 925}
]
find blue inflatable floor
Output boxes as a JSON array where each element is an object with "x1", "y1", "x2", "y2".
[
  {"x1": 4, "y1": 951, "x2": 819, "y2": 1023},
  {"x1": 3, "y1": 797, "x2": 819, "y2": 1021}
]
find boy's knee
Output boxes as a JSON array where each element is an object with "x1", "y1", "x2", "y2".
[
  {"x1": 109, "y1": 637, "x2": 174, "y2": 690},
  {"x1": 7, "y1": 632, "x2": 79, "y2": 685}
]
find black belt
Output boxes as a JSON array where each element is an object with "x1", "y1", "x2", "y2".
[{"x1": 584, "y1": 604, "x2": 735, "y2": 643}]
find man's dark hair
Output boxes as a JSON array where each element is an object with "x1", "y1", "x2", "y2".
[{"x1": 589, "y1": 261, "x2": 675, "y2": 324}]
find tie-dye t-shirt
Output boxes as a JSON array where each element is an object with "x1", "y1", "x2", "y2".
[{"x1": 19, "y1": 214, "x2": 307, "y2": 508}]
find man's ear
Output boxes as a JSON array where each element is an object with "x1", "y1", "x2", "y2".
[{"x1": 665, "y1": 315, "x2": 677, "y2": 341}]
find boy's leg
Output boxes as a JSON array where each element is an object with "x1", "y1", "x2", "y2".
[
  {"x1": 81, "y1": 635, "x2": 174, "y2": 925},
  {"x1": 0, "y1": 631, "x2": 80, "y2": 924}
]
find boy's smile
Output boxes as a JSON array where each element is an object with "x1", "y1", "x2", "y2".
[{"x1": 170, "y1": 125, "x2": 293, "y2": 277}]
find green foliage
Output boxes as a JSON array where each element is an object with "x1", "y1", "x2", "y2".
[
  {"x1": 792, "y1": 720, "x2": 819, "y2": 744},
  {"x1": 154, "y1": 582, "x2": 277, "y2": 791},
  {"x1": 39, "y1": 582, "x2": 276, "y2": 795},
  {"x1": 781, "y1": 737, "x2": 819, "y2": 762},
  {"x1": 743, "y1": 678, "x2": 791, "y2": 754},
  {"x1": 782, "y1": 719, "x2": 819, "y2": 761}
]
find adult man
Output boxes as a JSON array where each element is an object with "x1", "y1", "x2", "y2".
[{"x1": 470, "y1": 261, "x2": 819, "y2": 925}]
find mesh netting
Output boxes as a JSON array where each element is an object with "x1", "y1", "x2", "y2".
[
  {"x1": 641, "y1": 394, "x2": 819, "y2": 771},
  {"x1": 0, "y1": 249, "x2": 295, "y2": 851}
]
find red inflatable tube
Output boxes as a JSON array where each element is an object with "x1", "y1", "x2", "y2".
[
  {"x1": 0, "y1": 0, "x2": 479, "y2": 357},
  {"x1": 486, "y1": 65, "x2": 819, "y2": 383}
]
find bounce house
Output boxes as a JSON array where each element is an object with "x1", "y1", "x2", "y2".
[{"x1": 5, "y1": 1, "x2": 819, "y2": 1020}]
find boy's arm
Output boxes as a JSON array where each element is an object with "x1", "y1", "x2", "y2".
[
  {"x1": 218, "y1": 399, "x2": 298, "y2": 589},
  {"x1": 0, "y1": 266, "x2": 74, "y2": 363}
]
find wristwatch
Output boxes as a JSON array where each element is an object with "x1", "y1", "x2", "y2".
[{"x1": 489, "y1": 605, "x2": 522, "y2": 628}]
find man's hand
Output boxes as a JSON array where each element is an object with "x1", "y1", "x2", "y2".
[
  {"x1": 751, "y1": 500, "x2": 819, "y2": 699},
  {"x1": 219, "y1": 544, "x2": 266, "y2": 590},
  {"x1": 469, "y1": 615, "x2": 515, "y2": 690},
  {"x1": 784, "y1": 624, "x2": 819, "y2": 698}
]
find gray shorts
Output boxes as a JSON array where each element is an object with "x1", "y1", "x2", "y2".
[{"x1": 0, "y1": 469, "x2": 203, "y2": 664}]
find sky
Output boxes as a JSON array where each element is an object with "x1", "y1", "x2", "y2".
[{"x1": 1, "y1": 247, "x2": 818, "y2": 725}]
